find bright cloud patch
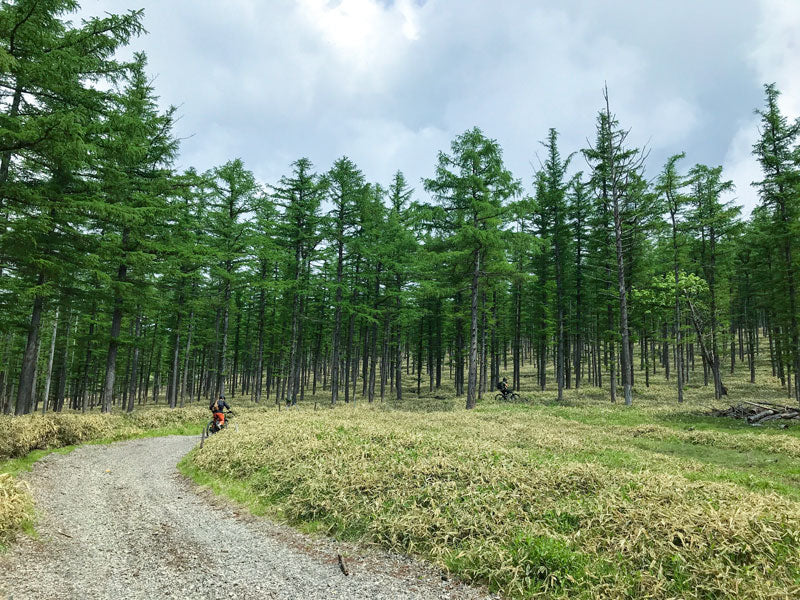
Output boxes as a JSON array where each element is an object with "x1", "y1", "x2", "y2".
[{"x1": 75, "y1": 0, "x2": 770, "y2": 199}]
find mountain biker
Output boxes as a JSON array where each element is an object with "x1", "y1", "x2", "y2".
[
  {"x1": 209, "y1": 394, "x2": 232, "y2": 432},
  {"x1": 496, "y1": 377, "x2": 510, "y2": 398}
]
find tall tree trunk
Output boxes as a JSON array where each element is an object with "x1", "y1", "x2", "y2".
[
  {"x1": 612, "y1": 185, "x2": 632, "y2": 406},
  {"x1": 127, "y1": 315, "x2": 142, "y2": 413},
  {"x1": 479, "y1": 292, "x2": 486, "y2": 397},
  {"x1": 180, "y1": 312, "x2": 194, "y2": 406},
  {"x1": 102, "y1": 233, "x2": 129, "y2": 414},
  {"x1": 55, "y1": 315, "x2": 73, "y2": 412},
  {"x1": 555, "y1": 238, "x2": 565, "y2": 402},
  {"x1": 287, "y1": 246, "x2": 304, "y2": 405},
  {"x1": 513, "y1": 285, "x2": 521, "y2": 390},
  {"x1": 671, "y1": 209, "x2": 684, "y2": 403},
  {"x1": 169, "y1": 309, "x2": 182, "y2": 409},
  {"x1": 231, "y1": 300, "x2": 242, "y2": 397},
  {"x1": 466, "y1": 248, "x2": 480, "y2": 409},
  {"x1": 41, "y1": 307, "x2": 59, "y2": 414},
  {"x1": 255, "y1": 265, "x2": 267, "y2": 403},
  {"x1": 330, "y1": 236, "x2": 345, "y2": 405},
  {"x1": 16, "y1": 272, "x2": 46, "y2": 415},
  {"x1": 215, "y1": 273, "x2": 232, "y2": 399},
  {"x1": 395, "y1": 281, "x2": 403, "y2": 402}
]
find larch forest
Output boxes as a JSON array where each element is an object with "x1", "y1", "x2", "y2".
[
  {"x1": 2, "y1": 3, "x2": 799, "y2": 417},
  {"x1": 4, "y1": 3, "x2": 800, "y2": 600}
]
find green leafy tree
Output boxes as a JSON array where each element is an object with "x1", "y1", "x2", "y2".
[
  {"x1": 583, "y1": 88, "x2": 645, "y2": 405},
  {"x1": 424, "y1": 127, "x2": 520, "y2": 409},
  {"x1": 0, "y1": 1, "x2": 144, "y2": 414},
  {"x1": 753, "y1": 84, "x2": 800, "y2": 404},
  {"x1": 95, "y1": 54, "x2": 178, "y2": 413},
  {"x1": 656, "y1": 153, "x2": 689, "y2": 402},
  {"x1": 273, "y1": 158, "x2": 325, "y2": 405},
  {"x1": 325, "y1": 157, "x2": 366, "y2": 405},
  {"x1": 205, "y1": 159, "x2": 259, "y2": 400},
  {"x1": 687, "y1": 164, "x2": 739, "y2": 399}
]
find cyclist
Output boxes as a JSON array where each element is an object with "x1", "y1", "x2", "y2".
[
  {"x1": 496, "y1": 377, "x2": 511, "y2": 399},
  {"x1": 209, "y1": 393, "x2": 232, "y2": 432}
]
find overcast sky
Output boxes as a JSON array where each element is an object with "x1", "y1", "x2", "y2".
[{"x1": 76, "y1": 0, "x2": 800, "y2": 214}]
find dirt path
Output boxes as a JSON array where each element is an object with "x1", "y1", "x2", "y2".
[{"x1": 0, "y1": 436, "x2": 491, "y2": 600}]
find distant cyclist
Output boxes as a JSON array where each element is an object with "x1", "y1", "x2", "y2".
[
  {"x1": 496, "y1": 377, "x2": 511, "y2": 399},
  {"x1": 209, "y1": 393, "x2": 232, "y2": 432}
]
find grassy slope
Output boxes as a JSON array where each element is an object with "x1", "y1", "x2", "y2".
[{"x1": 184, "y1": 359, "x2": 800, "y2": 599}]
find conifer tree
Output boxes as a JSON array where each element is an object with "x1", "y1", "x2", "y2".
[
  {"x1": 273, "y1": 158, "x2": 325, "y2": 406},
  {"x1": 568, "y1": 174, "x2": 590, "y2": 388},
  {"x1": 753, "y1": 84, "x2": 800, "y2": 403},
  {"x1": 95, "y1": 54, "x2": 177, "y2": 413},
  {"x1": 1, "y1": 1, "x2": 144, "y2": 414},
  {"x1": 325, "y1": 157, "x2": 365, "y2": 406},
  {"x1": 656, "y1": 153, "x2": 688, "y2": 402},
  {"x1": 584, "y1": 88, "x2": 644, "y2": 405},
  {"x1": 205, "y1": 160, "x2": 259, "y2": 400},
  {"x1": 537, "y1": 128, "x2": 570, "y2": 401},
  {"x1": 424, "y1": 128, "x2": 519, "y2": 409},
  {"x1": 687, "y1": 164, "x2": 738, "y2": 399}
]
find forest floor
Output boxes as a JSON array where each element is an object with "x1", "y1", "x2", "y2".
[{"x1": 0, "y1": 435, "x2": 494, "y2": 600}]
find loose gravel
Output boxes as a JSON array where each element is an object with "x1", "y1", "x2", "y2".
[{"x1": 0, "y1": 436, "x2": 494, "y2": 600}]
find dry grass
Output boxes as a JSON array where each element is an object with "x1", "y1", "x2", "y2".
[
  {"x1": 188, "y1": 394, "x2": 800, "y2": 599},
  {"x1": 0, "y1": 405, "x2": 211, "y2": 460},
  {"x1": 0, "y1": 473, "x2": 32, "y2": 549}
]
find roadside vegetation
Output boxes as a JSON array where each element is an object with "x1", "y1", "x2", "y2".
[{"x1": 0, "y1": 405, "x2": 213, "y2": 460}]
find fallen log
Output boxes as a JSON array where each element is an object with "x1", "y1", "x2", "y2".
[
  {"x1": 742, "y1": 399, "x2": 799, "y2": 413},
  {"x1": 747, "y1": 409, "x2": 776, "y2": 423},
  {"x1": 757, "y1": 414, "x2": 784, "y2": 423},
  {"x1": 712, "y1": 402, "x2": 798, "y2": 424}
]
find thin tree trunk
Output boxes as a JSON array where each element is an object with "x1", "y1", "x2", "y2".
[
  {"x1": 466, "y1": 248, "x2": 480, "y2": 409},
  {"x1": 127, "y1": 315, "x2": 142, "y2": 413},
  {"x1": 16, "y1": 273, "x2": 46, "y2": 415},
  {"x1": 180, "y1": 312, "x2": 194, "y2": 406},
  {"x1": 102, "y1": 250, "x2": 128, "y2": 413},
  {"x1": 42, "y1": 308, "x2": 60, "y2": 414}
]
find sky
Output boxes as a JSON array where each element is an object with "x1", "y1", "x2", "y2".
[{"x1": 75, "y1": 0, "x2": 800, "y2": 214}]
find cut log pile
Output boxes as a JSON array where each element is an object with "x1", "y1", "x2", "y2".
[{"x1": 713, "y1": 400, "x2": 800, "y2": 424}]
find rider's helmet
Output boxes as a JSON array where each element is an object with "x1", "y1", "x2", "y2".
[
  {"x1": 219, "y1": 393, "x2": 225, "y2": 400},
  {"x1": 502, "y1": 377, "x2": 507, "y2": 382}
]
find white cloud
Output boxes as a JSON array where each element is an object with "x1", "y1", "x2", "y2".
[
  {"x1": 718, "y1": 0, "x2": 800, "y2": 216},
  {"x1": 723, "y1": 118, "x2": 762, "y2": 215},
  {"x1": 751, "y1": 0, "x2": 800, "y2": 115},
  {"x1": 75, "y1": 0, "x2": 767, "y2": 208}
]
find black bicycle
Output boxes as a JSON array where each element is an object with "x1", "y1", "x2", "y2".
[
  {"x1": 494, "y1": 390, "x2": 522, "y2": 402},
  {"x1": 200, "y1": 410, "x2": 234, "y2": 447}
]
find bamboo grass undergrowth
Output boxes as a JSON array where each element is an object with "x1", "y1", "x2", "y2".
[{"x1": 185, "y1": 387, "x2": 800, "y2": 599}]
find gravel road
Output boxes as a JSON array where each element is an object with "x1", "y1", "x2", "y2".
[{"x1": 0, "y1": 436, "x2": 492, "y2": 600}]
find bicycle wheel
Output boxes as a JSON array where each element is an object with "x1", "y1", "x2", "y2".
[{"x1": 200, "y1": 421, "x2": 212, "y2": 448}]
